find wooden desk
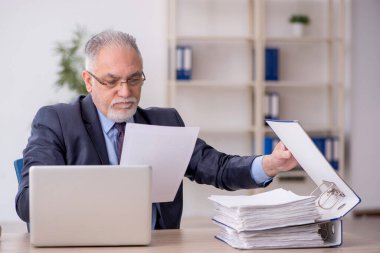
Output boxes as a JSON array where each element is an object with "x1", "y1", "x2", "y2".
[{"x1": 1, "y1": 218, "x2": 380, "y2": 253}]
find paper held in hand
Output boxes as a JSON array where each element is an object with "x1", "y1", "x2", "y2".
[{"x1": 120, "y1": 123, "x2": 199, "y2": 203}]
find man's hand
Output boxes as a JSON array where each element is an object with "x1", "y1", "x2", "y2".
[{"x1": 262, "y1": 141, "x2": 298, "y2": 177}]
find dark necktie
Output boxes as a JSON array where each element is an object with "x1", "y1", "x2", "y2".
[{"x1": 114, "y1": 122, "x2": 126, "y2": 164}]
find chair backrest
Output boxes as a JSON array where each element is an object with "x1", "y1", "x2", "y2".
[
  {"x1": 13, "y1": 158, "x2": 30, "y2": 232},
  {"x1": 14, "y1": 158, "x2": 24, "y2": 183}
]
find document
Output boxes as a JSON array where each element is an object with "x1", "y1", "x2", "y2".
[
  {"x1": 120, "y1": 123, "x2": 199, "y2": 202},
  {"x1": 209, "y1": 188, "x2": 320, "y2": 232},
  {"x1": 209, "y1": 188, "x2": 326, "y2": 249},
  {"x1": 215, "y1": 221, "x2": 327, "y2": 249}
]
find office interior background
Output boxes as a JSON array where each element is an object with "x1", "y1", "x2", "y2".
[{"x1": 0, "y1": 0, "x2": 379, "y2": 224}]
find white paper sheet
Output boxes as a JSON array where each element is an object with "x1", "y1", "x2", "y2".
[
  {"x1": 209, "y1": 188, "x2": 315, "y2": 208},
  {"x1": 209, "y1": 188, "x2": 320, "y2": 232},
  {"x1": 120, "y1": 123, "x2": 199, "y2": 202}
]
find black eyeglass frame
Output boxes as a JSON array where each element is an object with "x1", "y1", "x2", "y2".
[{"x1": 86, "y1": 71, "x2": 146, "y2": 88}]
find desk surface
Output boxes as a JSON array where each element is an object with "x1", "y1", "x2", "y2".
[{"x1": 1, "y1": 217, "x2": 380, "y2": 253}]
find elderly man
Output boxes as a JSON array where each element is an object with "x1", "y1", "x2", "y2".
[{"x1": 16, "y1": 30, "x2": 297, "y2": 229}]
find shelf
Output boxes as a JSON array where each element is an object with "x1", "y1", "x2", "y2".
[
  {"x1": 199, "y1": 126, "x2": 255, "y2": 135},
  {"x1": 175, "y1": 35, "x2": 254, "y2": 43},
  {"x1": 171, "y1": 80, "x2": 254, "y2": 89},
  {"x1": 265, "y1": 81, "x2": 331, "y2": 89},
  {"x1": 169, "y1": 0, "x2": 346, "y2": 181},
  {"x1": 266, "y1": 37, "x2": 333, "y2": 44},
  {"x1": 265, "y1": 126, "x2": 340, "y2": 135}
]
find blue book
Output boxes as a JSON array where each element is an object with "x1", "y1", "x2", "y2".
[
  {"x1": 264, "y1": 136, "x2": 279, "y2": 155},
  {"x1": 264, "y1": 137, "x2": 273, "y2": 155},
  {"x1": 265, "y1": 48, "x2": 279, "y2": 81},
  {"x1": 312, "y1": 137, "x2": 326, "y2": 157},
  {"x1": 330, "y1": 137, "x2": 339, "y2": 171}
]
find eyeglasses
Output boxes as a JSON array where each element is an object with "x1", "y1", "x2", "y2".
[{"x1": 87, "y1": 71, "x2": 146, "y2": 89}]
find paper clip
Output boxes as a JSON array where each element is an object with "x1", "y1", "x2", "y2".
[{"x1": 311, "y1": 180, "x2": 345, "y2": 210}]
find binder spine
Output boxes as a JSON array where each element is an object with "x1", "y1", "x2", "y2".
[
  {"x1": 176, "y1": 45, "x2": 192, "y2": 80},
  {"x1": 265, "y1": 48, "x2": 279, "y2": 81},
  {"x1": 264, "y1": 92, "x2": 280, "y2": 124},
  {"x1": 311, "y1": 136, "x2": 339, "y2": 171}
]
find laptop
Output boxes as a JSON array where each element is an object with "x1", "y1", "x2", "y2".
[{"x1": 29, "y1": 165, "x2": 152, "y2": 247}]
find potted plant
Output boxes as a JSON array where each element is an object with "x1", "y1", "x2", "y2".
[
  {"x1": 289, "y1": 14, "x2": 310, "y2": 37},
  {"x1": 55, "y1": 27, "x2": 88, "y2": 95}
]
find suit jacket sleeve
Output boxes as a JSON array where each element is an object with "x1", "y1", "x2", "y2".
[
  {"x1": 169, "y1": 110, "x2": 259, "y2": 190},
  {"x1": 16, "y1": 106, "x2": 67, "y2": 222}
]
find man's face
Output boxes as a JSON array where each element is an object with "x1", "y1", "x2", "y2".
[{"x1": 82, "y1": 45, "x2": 143, "y2": 122}]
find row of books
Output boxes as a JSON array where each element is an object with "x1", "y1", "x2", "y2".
[
  {"x1": 264, "y1": 136, "x2": 339, "y2": 171},
  {"x1": 176, "y1": 46, "x2": 279, "y2": 81}
]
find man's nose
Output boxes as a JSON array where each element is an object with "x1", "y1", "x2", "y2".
[{"x1": 117, "y1": 82, "x2": 131, "y2": 97}]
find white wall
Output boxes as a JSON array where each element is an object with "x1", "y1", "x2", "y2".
[
  {"x1": 350, "y1": 0, "x2": 380, "y2": 210},
  {"x1": 1, "y1": 0, "x2": 379, "y2": 224},
  {"x1": 0, "y1": 0, "x2": 167, "y2": 222}
]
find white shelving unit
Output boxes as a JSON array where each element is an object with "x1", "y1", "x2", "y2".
[{"x1": 168, "y1": 0, "x2": 346, "y2": 215}]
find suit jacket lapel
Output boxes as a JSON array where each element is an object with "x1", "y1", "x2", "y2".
[
  {"x1": 81, "y1": 95, "x2": 110, "y2": 165},
  {"x1": 133, "y1": 107, "x2": 150, "y2": 124}
]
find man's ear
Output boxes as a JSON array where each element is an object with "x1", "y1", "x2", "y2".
[{"x1": 82, "y1": 71, "x2": 93, "y2": 93}]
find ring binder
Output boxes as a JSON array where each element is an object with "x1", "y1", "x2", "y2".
[
  {"x1": 318, "y1": 222, "x2": 329, "y2": 241},
  {"x1": 311, "y1": 180, "x2": 346, "y2": 210},
  {"x1": 259, "y1": 120, "x2": 361, "y2": 248}
]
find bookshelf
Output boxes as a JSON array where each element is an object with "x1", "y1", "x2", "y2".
[{"x1": 168, "y1": 0, "x2": 346, "y2": 213}]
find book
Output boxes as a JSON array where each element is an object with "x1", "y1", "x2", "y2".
[{"x1": 265, "y1": 48, "x2": 279, "y2": 81}]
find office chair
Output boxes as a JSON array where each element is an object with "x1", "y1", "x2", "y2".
[{"x1": 13, "y1": 158, "x2": 30, "y2": 232}]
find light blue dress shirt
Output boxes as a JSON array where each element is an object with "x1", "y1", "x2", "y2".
[
  {"x1": 96, "y1": 110, "x2": 158, "y2": 229},
  {"x1": 96, "y1": 110, "x2": 272, "y2": 229}
]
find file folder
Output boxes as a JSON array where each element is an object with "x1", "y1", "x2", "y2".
[
  {"x1": 266, "y1": 119, "x2": 361, "y2": 247},
  {"x1": 176, "y1": 45, "x2": 192, "y2": 80}
]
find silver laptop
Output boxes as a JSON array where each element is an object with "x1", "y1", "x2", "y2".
[{"x1": 29, "y1": 165, "x2": 152, "y2": 247}]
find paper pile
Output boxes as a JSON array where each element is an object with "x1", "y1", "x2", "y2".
[{"x1": 209, "y1": 188, "x2": 324, "y2": 249}]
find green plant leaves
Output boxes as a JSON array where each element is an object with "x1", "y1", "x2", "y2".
[{"x1": 55, "y1": 27, "x2": 88, "y2": 95}]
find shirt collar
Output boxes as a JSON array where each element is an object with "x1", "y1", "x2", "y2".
[{"x1": 96, "y1": 109, "x2": 135, "y2": 134}]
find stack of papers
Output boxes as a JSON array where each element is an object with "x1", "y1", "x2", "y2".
[
  {"x1": 216, "y1": 222, "x2": 325, "y2": 249},
  {"x1": 209, "y1": 188, "x2": 323, "y2": 249}
]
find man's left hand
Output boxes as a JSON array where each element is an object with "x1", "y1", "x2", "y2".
[{"x1": 262, "y1": 141, "x2": 298, "y2": 177}]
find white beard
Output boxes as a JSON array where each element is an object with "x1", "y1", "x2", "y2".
[{"x1": 107, "y1": 97, "x2": 138, "y2": 122}]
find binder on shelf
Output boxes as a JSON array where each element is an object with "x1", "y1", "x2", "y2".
[
  {"x1": 330, "y1": 137, "x2": 339, "y2": 171},
  {"x1": 252, "y1": 48, "x2": 280, "y2": 81},
  {"x1": 265, "y1": 120, "x2": 361, "y2": 247},
  {"x1": 264, "y1": 136, "x2": 279, "y2": 155},
  {"x1": 314, "y1": 136, "x2": 339, "y2": 171},
  {"x1": 264, "y1": 92, "x2": 280, "y2": 124},
  {"x1": 265, "y1": 48, "x2": 279, "y2": 81},
  {"x1": 176, "y1": 45, "x2": 192, "y2": 80}
]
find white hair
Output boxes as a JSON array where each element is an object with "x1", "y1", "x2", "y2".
[{"x1": 84, "y1": 30, "x2": 142, "y2": 70}]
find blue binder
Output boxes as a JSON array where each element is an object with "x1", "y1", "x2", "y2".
[
  {"x1": 265, "y1": 48, "x2": 279, "y2": 81},
  {"x1": 176, "y1": 46, "x2": 192, "y2": 80}
]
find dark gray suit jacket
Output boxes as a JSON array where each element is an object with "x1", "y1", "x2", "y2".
[{"x1": 16, "y1": 95, "x2": 258, "y2": 229}]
